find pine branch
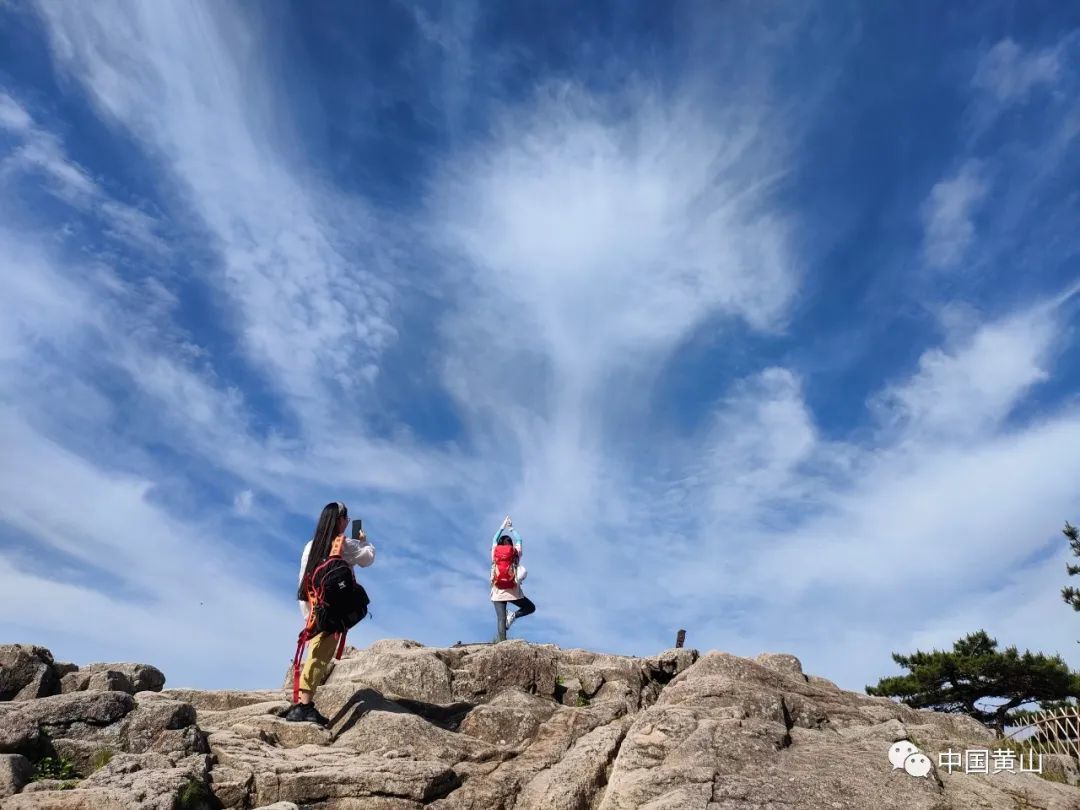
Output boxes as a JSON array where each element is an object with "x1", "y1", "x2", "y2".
[{"x1": 1064, "y1": 586, "x2": 1080, "y2": 612}]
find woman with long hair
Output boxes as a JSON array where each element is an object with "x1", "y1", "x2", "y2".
[
  {"x1": 490, "y1": 515, "x2": 535, "y2": 642},
  {"x1": 286, "y1": 501, "x2": 375, "y2": 725}
]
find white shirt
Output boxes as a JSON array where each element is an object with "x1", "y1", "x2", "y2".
[{"x1": 297, "y1": 536, "x2": 375, "y2": 617}]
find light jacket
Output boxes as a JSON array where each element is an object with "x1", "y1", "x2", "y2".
[
  {"x1": 297, "y1": 535, "x2": 375, "y2": 618},
  {"x1": 490, "y1": 526, "x2": 527, "y2": 602}
]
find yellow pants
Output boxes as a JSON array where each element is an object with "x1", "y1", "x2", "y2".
[{"x1": 299, "y1": 632, "x2": 338, "y2": 693}]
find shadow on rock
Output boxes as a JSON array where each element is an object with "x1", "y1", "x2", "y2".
[{"x1": 325, "y1": 687, "x2": 412, "y2": 737}]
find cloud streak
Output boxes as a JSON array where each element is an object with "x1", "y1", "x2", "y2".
[
  {"x1": 33, "y1": 0, "x2": 398, "y2": 422},
  {"x1": 0, "y1": 90, "x2": 165, "y2": 252},
  {"x1": 920, "y1": 161, "x2": 988, "y2": 269},
  {"x1": 973, "y1": 38, "x2": 1061, "y2": 106}
]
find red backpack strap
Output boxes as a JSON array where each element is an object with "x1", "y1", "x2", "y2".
[
  {"x1": 301, "y1": 535, "x2": 345, "y2": 610},
  {"x1": 292, "y1": 625, "x2": 312, "y2": 703}
]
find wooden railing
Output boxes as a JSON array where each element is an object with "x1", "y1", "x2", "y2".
[{"x1": 1006, "y1": 707, "x2": 1080, "y2": 761}]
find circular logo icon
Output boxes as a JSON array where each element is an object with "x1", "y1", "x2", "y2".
[
  {"x1": 903, "y1": 752, "x2": 932, "y2": 778},
  {"x1": 888, "y1": 741, "x2": 919, "y2": 770}
]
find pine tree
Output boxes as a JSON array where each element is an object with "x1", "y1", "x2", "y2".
[
  {"x1": 1063, "y1": 521, "x2": 1080, "y2": 612},
  {"x1": 867, "y1": 631, "x2": 1080, "y2": 735}
]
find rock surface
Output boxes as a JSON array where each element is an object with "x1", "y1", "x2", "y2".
[
  {"x1": 2, "y1": 640, "x2": 1077, "y2": 809},
  {"x1": 61, "y1": 663, "x2": 166, "y2": 696},
  {"x1": 0, "y1": 645, "x2": 61, "y2": 702},
  {"x1": 1, "y1": 645, "x2": 168, "y2": 706},
  {"x1": 0, "y1": 753, "x2": 34, "y2": 799}
]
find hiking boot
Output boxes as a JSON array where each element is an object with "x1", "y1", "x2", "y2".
[{"x1": 285, "y1": 702, "x2": 329, "y2": 726}]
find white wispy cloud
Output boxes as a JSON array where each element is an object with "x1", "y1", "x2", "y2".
[
  {"x1": 0, "y1": 92, "x2": 33, "y2": 131},
  {"x1": 0, "y1": 90, "x2": 165, "y2": 253},
  {"x1": 973, "y1": 38, "x2": 1061, "y2": 105},
  {"x1": 432, "y1": 81, "x2": 798, "y2": 502},
  {"x1": 699, "y1": 368, "x2": 820, "y2": 523},
  {"x1": 408, "y1": 0, "x2": 478, "y2": 137},
  {"x1": 23, "y1": 1, "x2": 469, "y2": 499},
  {"x1": 872, "y1": 306, "x2": 1055, "y2": 441},
  {"x1": 920, "y1": 160, "x2": 988, "y2": 269},
  {"x1": 32, "y1": 1, "x2": 398, "y2": 421},
  {"x1": 233, "y1": 489, "x2": 254, "y2": 516}
]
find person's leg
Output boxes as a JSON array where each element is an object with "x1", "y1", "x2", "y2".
[
  {"x1": 507, "y1": 596, "x2": 535, "y2": 628},
  {"x1": 287, "y1": 632, "x2": 336, "y2": 725},
  {"x1": 493, "y1": 600, "x2": 508, "y2": 642},
  {"x1": 298, "y1": 632, "x2": 337, "y2": 703}
]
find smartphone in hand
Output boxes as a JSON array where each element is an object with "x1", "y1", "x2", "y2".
[{"x1": 351, "y1": 519, "x2": 363, "y2": 540}]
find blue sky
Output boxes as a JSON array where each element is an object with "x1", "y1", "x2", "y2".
[{"x1": 1, "y1": 1, "x2": 1079, "y2": 692}]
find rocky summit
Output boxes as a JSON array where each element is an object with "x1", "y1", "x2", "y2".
[{"x1": 0, "y1": 640, "x2": 1076, "y2": 810}]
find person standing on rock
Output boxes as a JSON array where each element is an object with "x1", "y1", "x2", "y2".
[
  {"x1": 287, "y1": 501, "x2": 375, "y2": 725},
  {"x1": 491, "y1": 515, "x2": 535, "y2": 642}
]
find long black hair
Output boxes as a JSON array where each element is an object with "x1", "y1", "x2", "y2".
[{"x1": 297, "y1": 501, "x2": 347, "y2": 599}]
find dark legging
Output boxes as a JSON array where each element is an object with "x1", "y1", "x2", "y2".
[{"x1": 493, "y1": 596, "x2": 535, "y2": 641}]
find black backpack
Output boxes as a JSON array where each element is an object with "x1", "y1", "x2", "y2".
[{"x1": 308, "y1": 549, "x2": 370, "y2": 634}]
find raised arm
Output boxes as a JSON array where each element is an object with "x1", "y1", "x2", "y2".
[
  {"x1": 491, "y1": 523, "x2": 523, "y2": 560},
  {"x1": 343, "y1": 535, "x2": 376, "y2": 568}
]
